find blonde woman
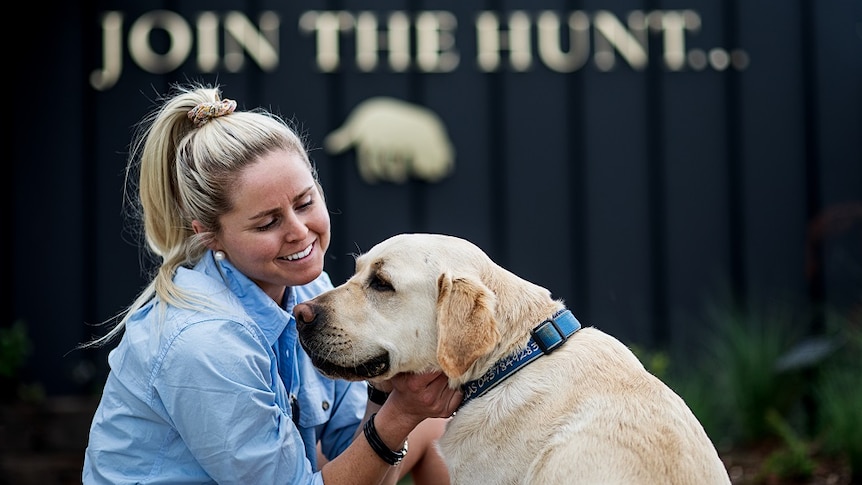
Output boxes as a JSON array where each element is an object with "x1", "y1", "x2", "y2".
[{"x1": 82, "y1": 83, "x2": 459, "y2": 485}]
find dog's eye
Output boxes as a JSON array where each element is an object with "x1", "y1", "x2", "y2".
[{"x1": 369, "y1": 274, "x2": 394, "y2": 292}]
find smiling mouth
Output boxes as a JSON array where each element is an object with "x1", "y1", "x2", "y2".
[{"x1": 281, "y1": 243, "x2": 313, "y2": 261}]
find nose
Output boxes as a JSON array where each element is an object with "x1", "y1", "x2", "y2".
[
  {"x1": 293, "y1": 302, "x2": 317, "y2": 331},
  {"x1": 283, "y1": 211, "x2": 309, "y2": 242}
]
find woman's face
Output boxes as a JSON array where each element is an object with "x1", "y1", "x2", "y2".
[{"x1": 213, "y1": 148, "x2": 330, "y2": 302}]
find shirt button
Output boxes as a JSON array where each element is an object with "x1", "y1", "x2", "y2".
[{"x1": 321, "y1": 401, "x2": 330, "y2": 411}]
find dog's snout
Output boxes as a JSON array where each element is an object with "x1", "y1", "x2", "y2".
[{"x1": 293, "y1": 302, "x2": 318, "y2": 330}]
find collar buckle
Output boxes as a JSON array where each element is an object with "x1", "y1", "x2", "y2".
[{"x1": 531, "y1": 317, "x2": 568, "y2": 354}]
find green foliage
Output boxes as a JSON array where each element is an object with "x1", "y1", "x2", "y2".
[
  {"x1": 757, "y1": 409, "x2": 816, "y2": 482},
  {"x1": 814, "y1": 322, "x2": 862, "y2": 480},
  {"x1": 629, "y1": 345, "x2": 670, "y2": 380},
  {"x1": 0, "y1": 320, "x2": 31, "y2": 378},
  {"x1": 698, "y1": 304, "x2": 805, "y2": 444},
  {"x1": 647, "y1": 301, "x2": 860, "y2": 481},
  {"x1": 816, "y1": 366, "x2": 862, "y2": 477},
  {"x1": 0, "y1": 320, "x2": 45, "y2": 404}
]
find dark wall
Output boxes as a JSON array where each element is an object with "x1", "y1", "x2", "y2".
[{"x1": 8, "y1": 0, "x2": 861, "y2": 397}]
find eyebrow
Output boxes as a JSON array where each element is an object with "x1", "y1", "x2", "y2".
[{"x1": 246, "y1": 185, "x2": 315, "y2": 221}]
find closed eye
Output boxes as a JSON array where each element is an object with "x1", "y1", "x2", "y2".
[
  {"x1": 257, "y1": 217, "x2": 279, "y2": 231},
  {"x1": 369, "y1": 273, "x2": 394, "y2": 292}
]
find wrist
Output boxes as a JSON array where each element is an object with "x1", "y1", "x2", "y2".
[{"x1": 363, "y1": 413, "x2": 408, "y2": 466}]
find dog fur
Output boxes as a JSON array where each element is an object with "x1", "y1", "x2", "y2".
[{"x1": 295, "y1": 233, "x2": 730, "y2": 484}]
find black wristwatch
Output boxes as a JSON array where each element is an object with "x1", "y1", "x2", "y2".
[{"x1": 366, "y1": 383, "x2": 390, "y2": 405}]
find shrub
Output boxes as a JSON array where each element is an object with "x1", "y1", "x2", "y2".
[
  {"x1": 698, "y1": 304, "x2": 806, "y2": 445},
  {"x1": 757, "y1": 409, "x2": 816, "y2": 482},
  {"x1": 814, "y1": 319, "x2": 862, "y2": 481},
  {"x1": 0, "y1": 320, "x2": 31, "y2": 378}
]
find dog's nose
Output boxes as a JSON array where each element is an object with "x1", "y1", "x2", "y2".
[{"x1": 293, "y1": 302, "x2": 317, "y2": 330}]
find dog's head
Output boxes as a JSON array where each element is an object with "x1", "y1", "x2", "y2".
[{"x1": 295, "y1": 233, "x2": 550, "y2": 386}]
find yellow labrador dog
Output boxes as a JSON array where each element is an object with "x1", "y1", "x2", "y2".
[{"x1": 295, "y1": 233, "x2": 730, "y2": 484}]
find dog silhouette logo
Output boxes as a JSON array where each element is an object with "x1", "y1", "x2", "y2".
[{"x1": 324, "y1": 97, "x2": 455, "y2": 184}]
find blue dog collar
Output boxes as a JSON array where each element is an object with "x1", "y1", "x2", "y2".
[{"x1": 459, "y1": 309, "x2": 581, "y2": 408}]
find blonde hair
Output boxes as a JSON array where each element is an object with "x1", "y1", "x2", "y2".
[{"x1": 85, "y1": 82, "x2": 318, "y2": 347}]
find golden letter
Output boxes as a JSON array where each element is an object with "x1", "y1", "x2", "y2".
[{"x1": 90, "y1": 11, "x2": 123, "y2": 91}]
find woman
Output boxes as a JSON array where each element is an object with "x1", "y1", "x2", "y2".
[{"x1": 82, "y1": 82, "x2": 461, "y2": 484}]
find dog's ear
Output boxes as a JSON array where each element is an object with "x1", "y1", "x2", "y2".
[{"x1": 436, "y1": 273, "x2": 500, "y2": 379}]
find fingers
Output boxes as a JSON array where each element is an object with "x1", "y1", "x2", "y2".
[
  {"x1": 367, "y1": 377, "x2": 394, "y2": 394},
  {"x1": 390, "y1": 371, "x2": 440, "y2": 394},
  {"x1": 389, "y1": 372, "x2": 463, "y2": 418}
]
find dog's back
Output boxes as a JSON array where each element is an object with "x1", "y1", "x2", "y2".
[{"x1": 439, "y1": 327, "x2": 730, "y2": 485}]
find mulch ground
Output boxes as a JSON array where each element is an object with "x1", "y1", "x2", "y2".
[{"x1": 720, "y1": 443, "x2": 854, "y2": 485}]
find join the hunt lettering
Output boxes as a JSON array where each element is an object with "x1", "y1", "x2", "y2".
[{"x1": 91, "y1": 9, "x2": 749, "y2": 91}]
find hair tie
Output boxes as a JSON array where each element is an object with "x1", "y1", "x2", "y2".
[{"x1": 187, "y1": 98, "x2": 237, "y2": 128}]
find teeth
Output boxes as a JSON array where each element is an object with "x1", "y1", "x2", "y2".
[{"x1": 284, "y1": 244, "x2": 312, "y2": 261}]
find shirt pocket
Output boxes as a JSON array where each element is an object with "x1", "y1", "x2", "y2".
[{"x1": 295, "y1": 377, "x2": 334, "y2": 428}]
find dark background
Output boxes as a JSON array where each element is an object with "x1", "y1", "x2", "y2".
[{"x1": 6, "y1": 0, "x2": 861, "y2": 401}]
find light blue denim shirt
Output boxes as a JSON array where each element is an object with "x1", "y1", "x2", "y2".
[{"x1": 83, "y1": 251, "x2": 365, "y2": 484}]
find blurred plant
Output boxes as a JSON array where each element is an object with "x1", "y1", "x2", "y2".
[
  {"x1": 757, "y1": 408, "x2": 816, "y2": 483},
  {"x1": 815, "y1": 365, "x2": 862, "y2": 481},
  {"x1": 634, "y1": 299, "x2": 859, "y2": 482},
  {"x1": 700, "y1": 303, "x2": 806, "y2": 445},
  {"x1": 813, "y1": 316, "x2": 862, "y2": 482},
  {"x1": 0, "y1": 320, "x2": 44, "y2": 404},
  {"x1": 629, "y1": 345, "x2": 670, "y2": 379},
  {"x1": 0, "y1": 320, "x2": 31, "y2": 378}
]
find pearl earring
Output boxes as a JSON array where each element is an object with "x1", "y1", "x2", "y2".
[{"x1": 214, "y1": 250, "x2": 226, "y2": 261}]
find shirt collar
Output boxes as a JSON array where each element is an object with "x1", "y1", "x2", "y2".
[{"x1": 196, "y1": 250, "x2": 291, "y2": 347}]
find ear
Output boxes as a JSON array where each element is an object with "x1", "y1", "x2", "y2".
[
  {"x1": 191, "y1": 220, "x2": 220, "y2": 251},
  {"x1": 436, "y1": 272, "x2": 500, "y2": 379},
  {"x1": 191, "y1": 220, "x2": 206, "y2": 235}
]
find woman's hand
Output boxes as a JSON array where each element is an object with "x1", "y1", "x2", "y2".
[
  {"x1": 344, "y1": 372, "x2": 459, "y2": 485},
  {"x1": 386, "y1": 372, "x2": 462, "y2": 420},
  {"x1": 367, "y1": 378, "x2": 394, "y2": 394}
]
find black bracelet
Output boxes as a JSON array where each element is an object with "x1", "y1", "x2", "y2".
[
  {"x1": 363, "y1": 413, "x2": 408, "y2": 466},
  {"x1": 366, "y1": 383, "x2": 390, "y2": 406}
]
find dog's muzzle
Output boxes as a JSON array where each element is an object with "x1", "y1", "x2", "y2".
[{"x1": 294, "y1": 302, "x2": 391, "y2": 380}]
